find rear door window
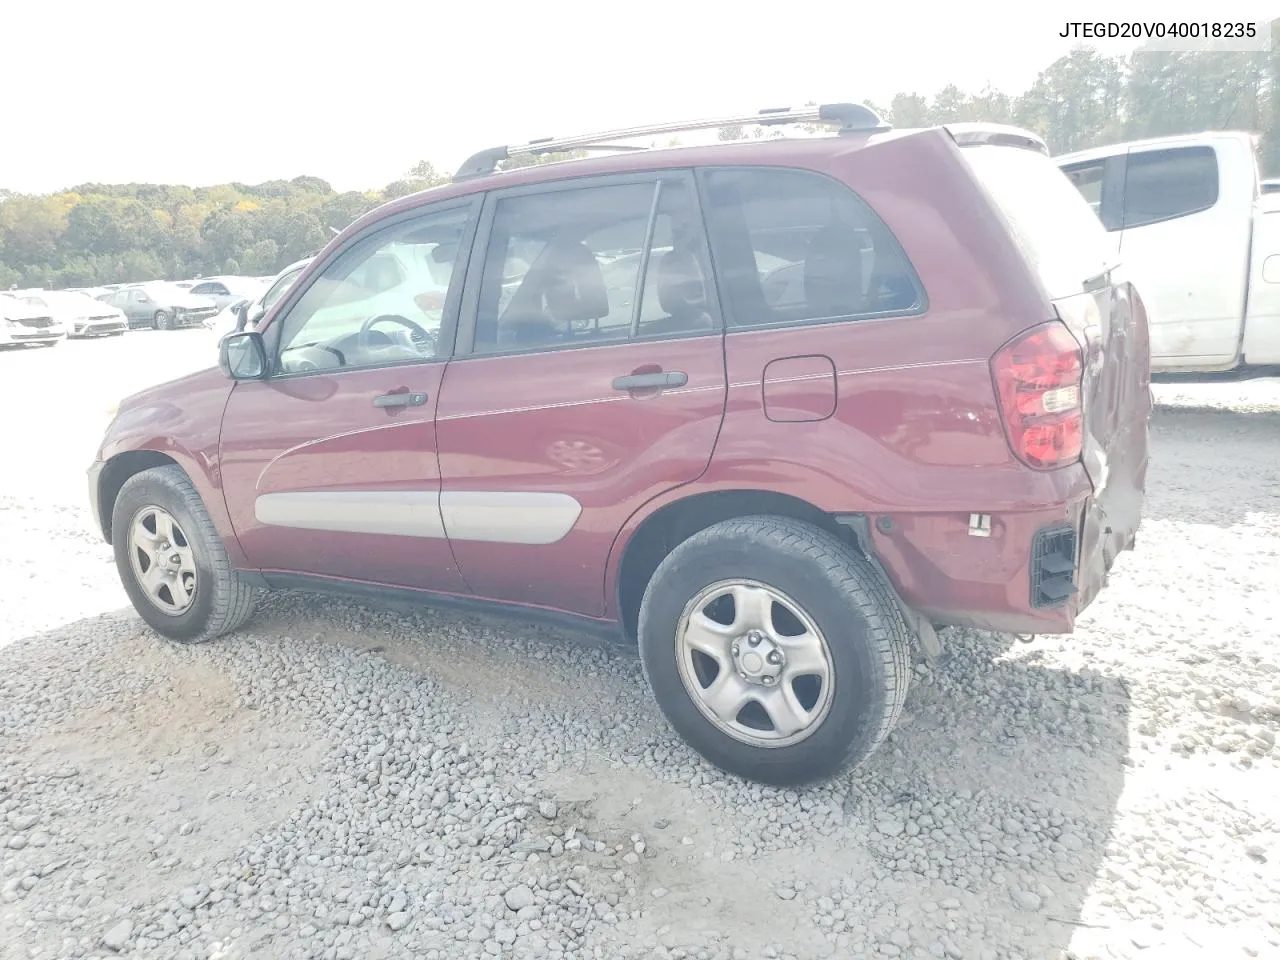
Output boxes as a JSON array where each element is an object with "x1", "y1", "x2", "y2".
[
  {"x1": 468, "y1": 174, "x2": 719, "y2": 354},
  {"x1": 962, "y1": 144, "x2": 1114, "y2": 300},
  {"x1": 696, "y1": 166, "x2": 924, "y2": 329},
  {"x1": 1061, "y1": 160, "x2": 1108, "y2": 220}
]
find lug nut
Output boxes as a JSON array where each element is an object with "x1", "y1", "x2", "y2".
[
  {"x1": 761, "y1": 676, "x2": 775, "y2": 685},
  {"x1": 766, "y1": 651, "x2": 782, "y2": 666}
]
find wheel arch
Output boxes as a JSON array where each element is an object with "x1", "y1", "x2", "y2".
[
  {"x1": 96, "y1": 451, "x2": 182, "y2": 545},
  {"x1": 609, "y1": 488, "x2": 864, "y2": 645}
]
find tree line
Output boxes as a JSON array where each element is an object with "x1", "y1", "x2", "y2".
[{"x1": 2, "y1": 24, "x2": 1279, "y2": 290}]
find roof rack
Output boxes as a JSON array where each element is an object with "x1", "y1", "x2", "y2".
[{"x1": 452, "y1": 102, "x2": 891, "y2": 182}]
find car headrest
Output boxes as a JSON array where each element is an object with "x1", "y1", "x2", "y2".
[
  {"x1": 534, "y1": 240, "x2": 611, "y2": 324},
  {"x1": 803, "y1": 222, "x2": 864, "y2": 319},
  {"x1": 656, "y1": 249, "x2": 708, "y2": 317}
]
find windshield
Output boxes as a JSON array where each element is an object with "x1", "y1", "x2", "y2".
[
  {"x1": 961, "y1": 144, "x2": 1113, "y2": 300},
  {"x1": 262, "y1": 264, "x2": 308, "y2": 312}
]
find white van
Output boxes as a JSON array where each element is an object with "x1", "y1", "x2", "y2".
[{"x1": 1057, "y1": 131, "x2": 1280, "y2": 375}]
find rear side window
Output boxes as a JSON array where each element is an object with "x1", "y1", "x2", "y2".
[
  {"x1": 1061, "y1": 159, "x2": 1109, "y2": 223},
  {"x1": 470, "y1": 175, "x2": 719, "y2": 354},
  {"x1": 962, "y1": 145, "x2": 1113, "y2": 301},
  {"x1": 1121, "y1": 146, "x2": 1219, "y2": 228},
  {"x1": 697, "y1": 167, "x2": 923, "y2": 329}
]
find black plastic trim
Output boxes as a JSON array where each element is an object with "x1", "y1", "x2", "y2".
[
  {"x1": 260, "y1": 572, "x2": 628, "y2": 645},
  {"x1": 1030, "y1": 523, "x2": 1079, "y2": 609}
]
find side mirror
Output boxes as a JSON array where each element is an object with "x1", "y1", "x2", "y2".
[{"x1": 219, "y1": 331, "x2": 268, "y2": 380}]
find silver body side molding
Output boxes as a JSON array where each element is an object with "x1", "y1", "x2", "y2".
[{"x1": 254, "y1": 490, "x2": 582, "y2": 545}]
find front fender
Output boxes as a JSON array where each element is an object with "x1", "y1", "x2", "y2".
[{"x1": 95, "y1": 370, "x2": 246, "y2": 567}]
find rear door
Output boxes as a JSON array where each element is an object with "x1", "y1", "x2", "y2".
[
  {"x1": 1113, "y1": 142, "x2": 1250, "y2": 366},
  {"x1": 434, "y1": 170, "x2": 728, "y2": 616},
  {"x1": 125, "y1": 289, "x2": 149, "y2": 325},
  {"x1": 961, "y1": 141, "x2": 1152, "y2": 530}
]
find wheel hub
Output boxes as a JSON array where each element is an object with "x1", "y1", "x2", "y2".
[
  {"x1": 730, "y1": 629, "x2": 784, "y2": 685},
  {"x1": 155, "y1": 540, "x2": 180, "y2": 574},
  {"x1": 127, "y1": 506, "x2": 198, "y2": 617}
]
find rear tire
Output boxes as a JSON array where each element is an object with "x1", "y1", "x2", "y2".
[
  {"x1": 638, "y1": 515, "x2": 911, "y2": 786},
  {"x1": 112, "y1": 465, "x2": 260, "y2": 643}
]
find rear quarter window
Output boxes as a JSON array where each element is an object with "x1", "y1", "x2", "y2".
[
  {"x1": 697, "y1": 166, "x2": 925, "y2": 329},
  {"x1": 962, "y1": 144, "x2": 1114, "y2": 301}
]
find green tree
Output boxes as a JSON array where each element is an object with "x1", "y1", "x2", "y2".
[
  {"x1": 1014, "y1": 49, "x2": 1126, "y2": 152},
  {"x1": 6, "y1": 26, "x2": 1280, "y2": 288}
]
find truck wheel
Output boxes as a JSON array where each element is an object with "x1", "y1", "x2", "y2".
[
  {"x1": 638, "y1": 515, "x2": 911, "y2": 786},
  {"x1": 154, "y1": 310, "x2": 172, "y2": 330},
  {"x1": 111, "y1": 465, "x2": 260, "y2": 643}
]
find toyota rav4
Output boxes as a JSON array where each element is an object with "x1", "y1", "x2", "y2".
[{"x1": 87, "y1": 104, "x2": 1152, "y2": 786}]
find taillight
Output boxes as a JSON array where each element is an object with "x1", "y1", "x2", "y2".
[{"x1": 990, "y1": 321, "x2": 1083, "y2": 470}]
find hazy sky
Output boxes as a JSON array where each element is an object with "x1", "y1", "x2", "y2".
[{"x1": 2, "y1": 0, "x2": 1274, "y2": 194}]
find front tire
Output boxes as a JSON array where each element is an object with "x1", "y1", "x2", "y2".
[
  {"x1": 154, "y1": 310, "x2": 172, "y2": 330},
  {"x1": 112, "y1": 465, "x2": 260, "y2": 643},
  {"x1": 638, "y1": 516, "x2": 911, "y2": 786}
]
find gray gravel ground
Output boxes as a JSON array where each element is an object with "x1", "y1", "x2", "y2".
[{"x1": 2, "y1": 333, "x2": 1279, "y2": 960}]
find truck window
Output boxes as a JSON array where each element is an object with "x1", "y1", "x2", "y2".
[
  {"x1": 1062, "y1": 160, "x2": 1107, "y2": 220},
  {"x1": 1121, "y1": 146, "x2": 1219, "y2": 229},
  {"x1": 962, "y1": 144, "x2": 1113, "y2": 301}
]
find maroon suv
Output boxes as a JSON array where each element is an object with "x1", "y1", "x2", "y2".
[{"x1": 88, "y1": 104, "x2": 1151, "y2": 786}]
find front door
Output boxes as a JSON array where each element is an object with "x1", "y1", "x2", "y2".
[
  {"x1": 435, "y1": 172, "x2": 728, "y2": 616},
  {"x1": 124, "y1": 289, "x2": 149, "y2": 325},
  {"x1": 219, "y1": 198, "x2": 480, "y2": 594}
]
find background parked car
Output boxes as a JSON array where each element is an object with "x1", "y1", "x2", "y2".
[
  {"x1": 1058, "y1": 130, "x2": 1280, "y2": 375},
  {"x1": 96, "y1": 283, "x2": 219, "y2": 330},
  {"x1": 186, "y1": 276, "x2": 271, "y2": 312},
  {"x1": 0, "y1": 293, "x2": 66, "y2": 346},
  {"x1": 207, "y1": 257, "x2": 314, "y2": 341},
  {"x1": 21, "y1": 290, "x2": 127, "y2": 338}
]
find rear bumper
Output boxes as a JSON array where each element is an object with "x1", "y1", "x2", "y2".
[{"x1": 862, "y1": 461, "x2": 1146, "y2": 635}]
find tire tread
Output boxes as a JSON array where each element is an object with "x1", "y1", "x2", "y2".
[
  {"x1": 638, "y1": 514, "x2": 913, "y2": 783},
  {"x1": 115, "y1": 465, "x2": 258, "y2": 643}
]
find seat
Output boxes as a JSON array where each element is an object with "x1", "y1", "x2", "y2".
[
  {"x1": 492, "y1": 239, "x2": 611, "y2": 348},
  {"x1": 802, "y1": 222, "x2": 865, "y2": 320},
  {"x1": 644, "y1": 249, "x2": 715, "y2": 335}
]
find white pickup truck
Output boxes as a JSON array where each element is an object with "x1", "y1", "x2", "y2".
[{"x1": 1057, "y1": 131, "x2": 1280, "y2": 375}]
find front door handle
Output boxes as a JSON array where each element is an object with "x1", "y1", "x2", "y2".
[
  {"x1": 611, "y1": 371, "x2": 688, "y2": 391},
  {"x1": 373, "y1": 391, "x2": 428, "y2": 408}
]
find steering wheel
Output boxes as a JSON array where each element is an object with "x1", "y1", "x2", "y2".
[{"x1": 359, "y1": 314, "x2": 437, "y2": 354}]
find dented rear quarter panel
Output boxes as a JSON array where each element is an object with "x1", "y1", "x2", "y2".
[{"x1": 605, "y1": 131, "x2": 1092, "y2": 625}]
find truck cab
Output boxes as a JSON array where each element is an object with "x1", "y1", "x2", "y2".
[{"x1": 1057, "y1": 131, "x2": 1280, "y2": 375}]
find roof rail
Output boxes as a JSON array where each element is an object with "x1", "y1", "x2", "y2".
[{"x1": 452, "y1": 102, "x2": 891, "y2": 182}]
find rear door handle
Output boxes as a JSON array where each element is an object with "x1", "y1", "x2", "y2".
[
  {"x1": 611, "y1": 371, "x2": 688, "y2": 391},
  {"x1": 373, "y1": 391, "x2": 428, "y2": 408}
]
